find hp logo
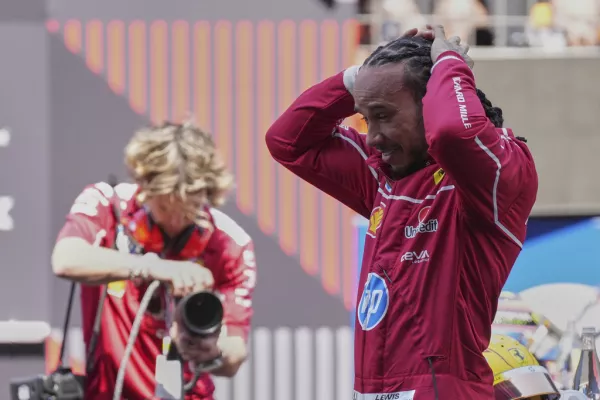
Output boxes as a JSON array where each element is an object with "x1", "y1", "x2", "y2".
[{"x1": 357, "y1": 273, "x2": 389, "y2": 331}]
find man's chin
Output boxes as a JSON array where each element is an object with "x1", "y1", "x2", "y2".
[
  {"x1": 382, "y1": 160, "x2": 406, "y2": 180},
  {"x1": 387, "y1": 159, "x2": 423, "y2": 179},
  {"x1": 381, "y1": 151, "x2": 399, "y2": 164},
  {"x1": 387, "y1": 164, "x2": 404, "y2": 179},
  {"x1": 382, "y1": 151, "x2": 405, "y2": 170}
]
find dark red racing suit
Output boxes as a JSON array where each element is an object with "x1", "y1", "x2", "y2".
[
  {"x1": 56, "y1": 182, "x2": 256, "y2": 400},
  {"x1": 266, "y1": 51, "x2": 538, "y2": 399}
]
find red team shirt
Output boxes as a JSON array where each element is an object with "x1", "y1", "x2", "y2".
[
  {"x1": 56, "y1": 182, "x2": 256, "y2": 400},
  {"x1": 266, "y1": 52, "x2": 538, "y2": 399}
]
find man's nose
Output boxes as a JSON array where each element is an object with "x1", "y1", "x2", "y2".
[{"x1": 365, "y1": 128, "x2": 383, "y2": 149}]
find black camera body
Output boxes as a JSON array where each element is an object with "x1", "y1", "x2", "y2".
[{"x1": 10, "y1": 367, "x2": 85, "y2": 400}]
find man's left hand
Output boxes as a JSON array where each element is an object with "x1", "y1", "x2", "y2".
[
  {"x1": 430, "y1": 25, "x2": 474, "y2": 69},
  {"x1": 169, "y1": 321, "x2": 221, "y2": 364}
]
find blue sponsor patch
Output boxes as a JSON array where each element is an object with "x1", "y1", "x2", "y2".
[{"x1": 357, "y1": 273, "x2": 389, "y2": 330}]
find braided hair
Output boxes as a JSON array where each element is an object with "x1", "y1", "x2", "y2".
[{"x1": 363, "y1": 36, "x2": 512, "y2": 134}]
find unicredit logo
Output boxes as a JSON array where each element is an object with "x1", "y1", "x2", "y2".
[{"x1": 405, "y1": 206, "x2": 438, "y2": 239}]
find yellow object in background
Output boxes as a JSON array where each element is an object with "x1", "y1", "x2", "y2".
[
  {"x1": 485, "y1": 334, "x2": 540, "y2": 382},
  {"x1": 484, "y1": 334, "x2": 560, "y2": 400},
  {"x1": 530, "y1": 2, "x2": 553, "y2": 29}
]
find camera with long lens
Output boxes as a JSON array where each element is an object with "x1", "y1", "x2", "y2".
[
  {"x1": 155, "y1": 291, "x2": 224, "y2": 399},
  {"x1": 175, "y1": 291, "x2": 224, "y2": 338}
]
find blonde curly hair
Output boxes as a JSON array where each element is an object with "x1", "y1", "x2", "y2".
[{"x1": 124, "y1": 121, "x2": 234, "y2": 216}]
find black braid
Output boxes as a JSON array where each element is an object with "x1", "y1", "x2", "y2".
[
  {"x1": 363, "y1": 37, "x2": 527, "y2": 142},
  {"x1": 475, "y1": 88, "x2": 503, "y2": 128},
  {"x1": 364, "y1": 36, "x2": 432, "y2": 105}
]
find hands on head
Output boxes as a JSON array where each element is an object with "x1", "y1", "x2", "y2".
[
  {"x1": 400, "y1": 24, "x2": 474, "y2": 69},
  {"x1": 400, "y1": 25, "x2": 435, "y2": 41}
]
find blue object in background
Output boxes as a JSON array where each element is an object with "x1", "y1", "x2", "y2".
[{"x1": 504, "y1": 217, "x2": 600, "y2": 292}]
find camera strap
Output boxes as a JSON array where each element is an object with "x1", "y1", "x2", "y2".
[{"x1": 84, "y1": 286, "x2": 108, "y2": 375}]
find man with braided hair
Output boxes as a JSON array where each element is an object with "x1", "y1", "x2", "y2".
[{"x1": 266, "y1": 26, "x2": 538, "y2": 400}]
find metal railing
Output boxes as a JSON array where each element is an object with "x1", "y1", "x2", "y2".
[
  {"x1": 213, "y1": 326, "x2": 354, "y2": 400},
  {"x1": 357, "y1": 13, "x2": 542, "y2": 47},
  {"x1": 357, "y1": 0, "x2": 599, "y2": 48}
]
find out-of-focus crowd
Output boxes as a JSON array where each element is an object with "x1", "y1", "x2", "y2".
[{"x1": 380, "y1": 0, "x2": 600, "y2": 47}]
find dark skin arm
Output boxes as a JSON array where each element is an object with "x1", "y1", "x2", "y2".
[{"x1": 430, "y1": 25, "x2": 474, "y2": 68}]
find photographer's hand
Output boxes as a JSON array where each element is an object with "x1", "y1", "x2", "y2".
[
  {"x1": 146, "y1": 257, "x2": 214, "y2": 297},
  {"x1": 169, "y1": 321, "x2": 222, "y2": 364}
]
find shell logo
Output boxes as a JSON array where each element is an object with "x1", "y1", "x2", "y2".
[{"x1": 368, "y1": 207, "x2": 384, "y2": 236}]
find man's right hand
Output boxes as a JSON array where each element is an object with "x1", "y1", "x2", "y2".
[
  {"x1": 400, "y1": 26, "x2": 435, "y2": 41},
  {"x1": 146, "y1": 257, "x2": 214, "y2": 297}
]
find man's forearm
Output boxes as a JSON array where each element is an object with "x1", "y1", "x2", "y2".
[
  {"x1": 51, "y1": 237, "x2": 146, "y2": 284},
  {"x1": 265, "y1": 70, "x2": 356, "y2": 162}
]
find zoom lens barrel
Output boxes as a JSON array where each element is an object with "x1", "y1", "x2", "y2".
[{"x1": 176, "y1": 292, "x2": 223, "y2": 337}]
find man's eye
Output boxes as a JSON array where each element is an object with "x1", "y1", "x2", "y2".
[{"x1": 375, "y1": 113, "x2": 387, "y2": 120}]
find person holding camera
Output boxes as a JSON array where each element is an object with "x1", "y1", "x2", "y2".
[{"x1": 51, "y1": 121, "x2": 257, "y2": 400}]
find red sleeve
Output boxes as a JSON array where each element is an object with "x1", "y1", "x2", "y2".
[
  {"x1": 423, "y1": 52, "x2": 538, "y2": 246},
  {"x1": 56, "y1": 182, "x2": 116, "y2": 245},
  {"x1": 265, "y1": 71, "x2": 379, "y2": 218},
  {"x1": 209, "y1": 209, "x2": 256, "y2": 342},
  {"x1": 55, "y1": 183, "x2": 118, "y2": 343},
  {"x1": 216, "y1": 241, "x2": 256, "y2": 341}
]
